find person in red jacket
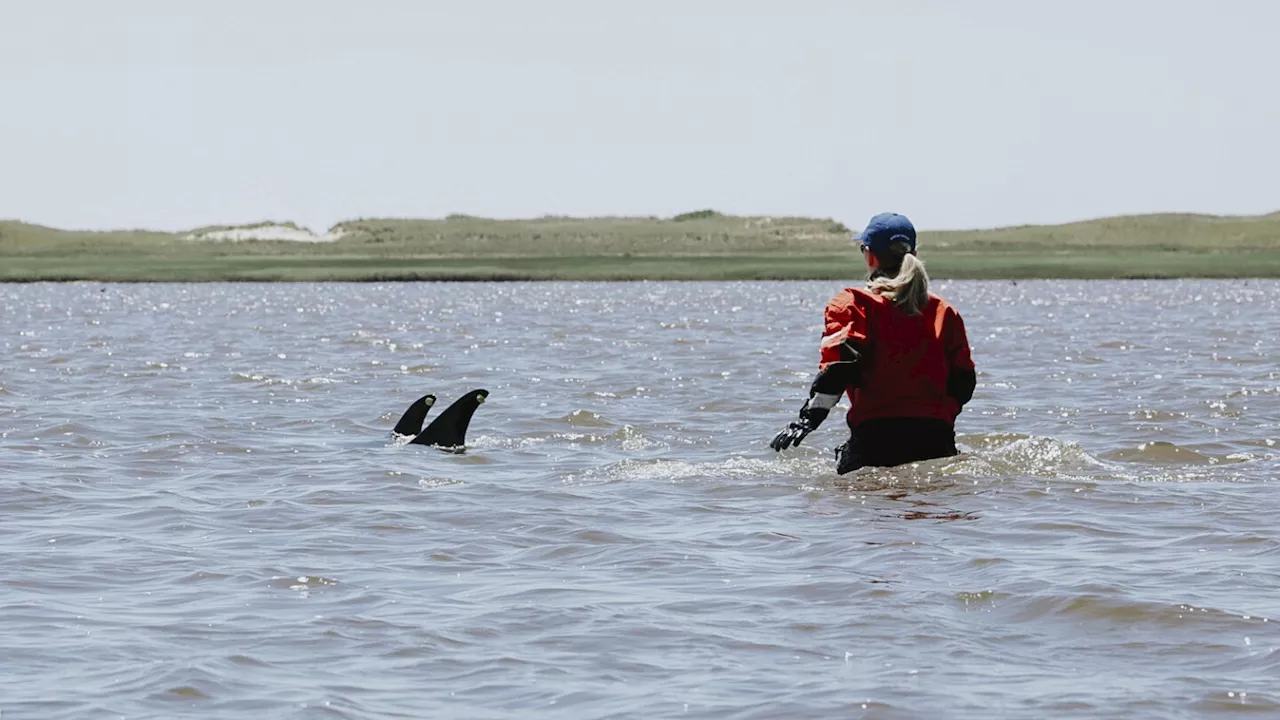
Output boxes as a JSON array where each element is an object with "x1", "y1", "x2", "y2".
[{"x1": 770, "y1": 212, "x2": 976, "y2": 473}]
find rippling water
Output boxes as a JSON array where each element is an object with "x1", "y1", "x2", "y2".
[{"x1": 2, "y1": 280, "x2": 1277, "y2": 719}]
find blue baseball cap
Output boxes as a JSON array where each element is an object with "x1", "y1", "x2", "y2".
[{"x1": 854, "y1": 212, "x2": 917, "y2": 253}]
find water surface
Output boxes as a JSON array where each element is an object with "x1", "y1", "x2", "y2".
[{"x1": 1, "y1": 280, "x2": 1277, "y2": 719}]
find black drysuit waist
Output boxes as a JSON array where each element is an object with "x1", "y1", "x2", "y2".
[{"x1": 836, "y1": 417, "x2": 958, "y2": 473}]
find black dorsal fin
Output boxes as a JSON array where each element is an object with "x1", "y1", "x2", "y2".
[
  {"x1": 393, "y1": 394, "x2": 436, "y2": 436},
  {"x1": 411, "y1": 389, "x2": 489, "y2": 448}
]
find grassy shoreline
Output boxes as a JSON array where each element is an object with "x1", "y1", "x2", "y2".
[{"x1": 3, "y1": 212, "x2": 1278, "y2": 281}]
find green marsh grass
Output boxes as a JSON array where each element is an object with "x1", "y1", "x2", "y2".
[{"x1": 2, "y1": 212, "x2": 1278, "y2": 281}]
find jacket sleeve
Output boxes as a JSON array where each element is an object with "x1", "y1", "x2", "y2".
[
  {"x1": 943, "y1": 306, "x2": 976, "y2": 407},
  {"x1": 808, "y1": 289, "x2": 869, "y2": 401},
  {"x1": 819, "y1": 289, "x2": 869, "y2": 371}
]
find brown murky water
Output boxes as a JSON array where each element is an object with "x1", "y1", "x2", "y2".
[{"x1": 2, "y1": 280, "x2": 1277, "y2": 719}]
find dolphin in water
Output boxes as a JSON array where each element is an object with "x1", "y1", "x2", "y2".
[{"x1": 392, "y1": 389, "x2": 488, "y2": 450}]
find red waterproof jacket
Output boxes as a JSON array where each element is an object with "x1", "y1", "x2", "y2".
[{"x1": 819, "y1": 288, "x2": 974, "y2": 428}]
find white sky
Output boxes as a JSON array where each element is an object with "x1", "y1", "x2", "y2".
[{"x1": 1, "y1": 0, "x2": 1276, "y2": 232}]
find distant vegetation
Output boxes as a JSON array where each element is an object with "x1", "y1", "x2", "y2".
[
  {"x1": 1, "y1": 211, "x2": 1278, "y2": 281},
  {"x1": 671, "y1": 209, "x2": 722, "y2": 222}
]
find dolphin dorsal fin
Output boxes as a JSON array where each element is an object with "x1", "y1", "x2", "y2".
[
  {"x1": 392, "y1": 394, "x2": 436, "y2": 436},
  {"x1": 411, "y1": 389, "x2": 489, "y2": 449}
]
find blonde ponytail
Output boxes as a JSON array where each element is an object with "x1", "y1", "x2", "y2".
[{"x1": 867, "y1": 241, "x2": 930, "y2": 316}]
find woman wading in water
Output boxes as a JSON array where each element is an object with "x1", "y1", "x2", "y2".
[{"x1": 770, "y1": 212, "x2": 976, "y2": 473}]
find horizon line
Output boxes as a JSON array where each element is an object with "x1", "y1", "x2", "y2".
[{"x1": 3, "y1": 208, "x2": 1279, "y2": 237}]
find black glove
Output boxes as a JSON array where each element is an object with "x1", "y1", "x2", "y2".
[{"x1": 770, "y1": 402, "x2": 830, "y2": 451}]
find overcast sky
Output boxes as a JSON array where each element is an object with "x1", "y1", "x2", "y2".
[{"x1": 2, "y1": 0, "x2": 1276, "y2": 232}]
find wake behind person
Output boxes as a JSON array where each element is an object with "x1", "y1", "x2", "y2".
[{"x1": 770, "y1": 213, "x2": 977, "y2": 473}]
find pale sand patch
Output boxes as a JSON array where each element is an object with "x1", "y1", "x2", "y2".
[{"x1": 185, "y1": 224, "x2": 346, "y2": 243}]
